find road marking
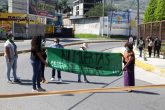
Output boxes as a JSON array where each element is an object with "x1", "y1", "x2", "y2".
[{"x1": 0, "y1": 84, "x2": 165, "y2": 99}]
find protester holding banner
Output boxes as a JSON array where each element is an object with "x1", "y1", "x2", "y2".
[
  {"x1": 123, "y1": 42, "x2": 135, "y2": 91},
  {"x1": 78, "y1": 43, "x2": 90, "y2": 83},
  {"x1": 40, "y1": 38, "x2": 48, "y2": 84},
  {"x1": 4, "y1": 34, "x2": 21, "y2": 84},
  {"x1": 50, "y1": 38, "x2": 64, "y2": 82},
  {"x1": 30, "y1": 36, "x2": 48, "y2": 92}
]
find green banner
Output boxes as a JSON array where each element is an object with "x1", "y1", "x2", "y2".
[{"x1": 47, "y1": 48, "x2": 122, "y2": 76}]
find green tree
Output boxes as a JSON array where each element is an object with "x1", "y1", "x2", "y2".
[
  {"x1": 154, "y1": 0, "x2": 165, "y2": 21},
  {"x1": 85, "y1": 4, "x2": 116, "y2": 17},
  {"x1": 143, "y1": 0, "x2": 158, "y2": 23},
  {"x1": 55, "y1": 0, "x2": 71, "y2": 13}
]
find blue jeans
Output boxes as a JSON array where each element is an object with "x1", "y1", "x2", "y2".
[
  {"x1": 5, "y1": 56, "x2": 18, "y2": 81},
  {"x1": 31, "y1": 59, "x2": 41, "y2": 89}
]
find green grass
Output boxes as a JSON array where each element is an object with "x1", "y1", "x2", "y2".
[
  {"x1": 75, "y1": 34, "x2": 129, "y2": 40},
  {"x1": 75, "y1": 34, "x2": 102, "y2": 39}
]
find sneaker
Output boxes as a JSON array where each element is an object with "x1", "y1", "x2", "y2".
[
  {"x1": 50, "y1": 77, "x2": 55, "y2": 81},
  {"x1": 13, "y1": 79, "x2": 21, "y2": 83},
  {"x1": 7, "y1": 80, "x2": 13, "y2": 84},
  {"x1": 78, "y1": 80, "x2": 82, "y2": 83},
  {"x1": 84, "y1": 80, "x2": 90, "y2": 83},
  {"x1": 58, "y1": 78, "x2": 62, "y2": 82},
  {"x1": 42, "y1": 80, "x2": 48, "y2": 84},
  {"x1": 37, "y1": 87, "x2": 46, "y2": 92},
  {"x1": 32, "y1": 89, "x2": 38, "y2": 92}
]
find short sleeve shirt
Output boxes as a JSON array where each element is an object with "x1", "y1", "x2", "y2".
[{"x1": 4, "y1": 40, "x2": 15, "y2": 58}]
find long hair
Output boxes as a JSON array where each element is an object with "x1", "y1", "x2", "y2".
[{"x1": 31, "y1": 36, "x2": 42, "y2": 51}]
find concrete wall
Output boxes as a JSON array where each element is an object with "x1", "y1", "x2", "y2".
[
  {"x1": 71, "y1": 16, "x2": 137, "y2": 36},
  {"x1": 72, "y1": 17, "x2": 100, "y2": 35}
]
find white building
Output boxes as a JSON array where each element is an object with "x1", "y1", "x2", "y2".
[
  {"x1": 72, "y1": 0, "x2": 102, "y2": 16},
  {"x1": 8, "y1": 0, "x2": 28, "y2": 13}
]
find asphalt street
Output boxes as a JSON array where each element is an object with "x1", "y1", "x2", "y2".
[
  {"x1": 0, "y1": 38, "x2": 85, "y2": 52},
  {"x1": 0, "y1": 42, "x2": 165, "y2": 110}
]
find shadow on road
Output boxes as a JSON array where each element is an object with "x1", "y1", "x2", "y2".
[
  {"x1": 48, "y1": 81, "x2": 70, "y2": 84},
  {"x1": 61, "y1": 94, "x2": 75, "y2": 96},
  {"x1": 62, "y1": 80, "x2": 108, "y2": 85},
  {"x1": 18, "y1": 79, "x2": 32, "y2": 86},
  {"x1": 94, "y1": 90, "x2": 160, "y2": 95},
  {"x1": 132, "y1": 90, "x2": 160, "y2": 95},
  {"x1": 67, "y1": 76, "x2": 123, "y2": 110}
]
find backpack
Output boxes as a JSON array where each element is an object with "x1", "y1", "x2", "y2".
[{"x1": 155, "y1": 39, "x2": 161, "y2": 47}]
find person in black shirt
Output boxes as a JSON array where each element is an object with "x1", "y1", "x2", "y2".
[
  {"x1": 154, "y1": 37, "x2": 161, "y2": 58},
  {"x1": 30, "y1": 36, "x2": 48, "y2": 92}
]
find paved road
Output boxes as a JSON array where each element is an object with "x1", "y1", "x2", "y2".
[
  {"x1": 0, "y1": 42, "x2": 165, "y2": 110},
  {"x1": 0, "y1": 38, "x2": 85, "y2": 52}
]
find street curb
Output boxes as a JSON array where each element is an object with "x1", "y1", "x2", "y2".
[
  {"x1": 135, "y1": 59, "x2": 165, "y2": 77},
  {"x1": 0, "y1": 40, "x2": 126, "y2": 57},
  {"x1": 109, "y1": 47, "x2": 165, "y2": 77}
]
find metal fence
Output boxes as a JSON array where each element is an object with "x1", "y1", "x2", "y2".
[{"x1": 139, "y1": 20, "x2": 165, "y2": 41}]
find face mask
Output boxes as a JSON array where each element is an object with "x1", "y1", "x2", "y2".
[
  {"x1": 11, "y1": 37, "x2": 14, "y2": 41},
  {"x1": 125, "y1": 47, "x2": 130, "y2": 51}
]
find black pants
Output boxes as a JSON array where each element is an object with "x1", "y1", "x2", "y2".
[
  {"x1": 40, "y1": 62, "x2": 45, "y2": 80},
  {"x1": 40, "y1": 54, "x2": 46, "y2": 80},
  {"x1": 148, "y1": 46, "x2": 152, "y2": 57},
  {"x1": 52, "y1": 69, "x2": 61, "y2": 79},
  {"x1": 154, "y1": 46, "x2": 160, "y2": 57}
]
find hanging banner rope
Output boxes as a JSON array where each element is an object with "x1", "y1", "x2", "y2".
[{"x1": 47, "y1": 48, "x2": 123, "y2": 76}]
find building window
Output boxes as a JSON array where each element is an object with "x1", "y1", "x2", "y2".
[
  {"x1": 76, "y1": 11, "x2": 79, "y2": 15},
  {"x1": 79, "y1": 0, "x2": 83, "y2": 3},
  {"x1": 76, "y1": 6, "x2": 79, "y2": 10}
]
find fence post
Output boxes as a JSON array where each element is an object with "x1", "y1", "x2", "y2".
[
  {"x1": 150, "y1": 23, "x2": 152, "y2": 37},
  {"x1": 159, "y1": 21, "x2": 162, "y2": 40},
  {"x1": 144, "y1": 24, "x2": 146, "y2": 39}
]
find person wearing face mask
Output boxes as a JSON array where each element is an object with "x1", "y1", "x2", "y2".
[
  {"x1": 122, "y1": 42, "x2": 135, "y2": 92},
  {"x1": 4, "y1": 34, "x2": 21, "y2": 83},
  {"x1": 78, "y1": 43, "x2": 90, "y2": 83},
  {"x1": 50, "y1": 38, "x2": 64, "y2": 82}
]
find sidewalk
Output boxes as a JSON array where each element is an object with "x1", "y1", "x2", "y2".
[{"x1": 109, "y1": 47, "x2": 165, "y2": 80}]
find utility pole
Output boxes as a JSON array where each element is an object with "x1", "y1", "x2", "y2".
[
  {"x1": 26, "y1": 0, "x2": 29, "y2": 39},
  {"x1": 137, "y1": 0, "x2": 140, "y2": 40},
  {"x1": 109, "y1": 0, "x2": 113, "y2": 38},
  {"x1": 102, "y1": 0, "x2": 105, "y2": 37}
]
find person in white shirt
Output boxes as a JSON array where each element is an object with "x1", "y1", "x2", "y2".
[
  {"x1": 146, "y1": 37, "x2": 153, "y2": 57},
  {"x1": 4, "y1": 34, "x2": 21, "y2": 83},
  {"x1": 78, "y1": 43, "x2": 90, "y2": 83}
]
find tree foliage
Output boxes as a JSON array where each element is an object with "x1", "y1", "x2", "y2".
[
  {"x1": 55, "y1": 0, "x2": 71, "y2": 13},
  {"x1": 154, "y1": 0, "x2": 165, "y2": 21},
  {"x1": 85, "y1": 4, "x2": 116, "y2": 17},
  {"x1": 143, "y1": 0, "x2": 158, "y2": 23},
  {"x1": 144, "y1": 0, "x2": 165, "y2": 22}
]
